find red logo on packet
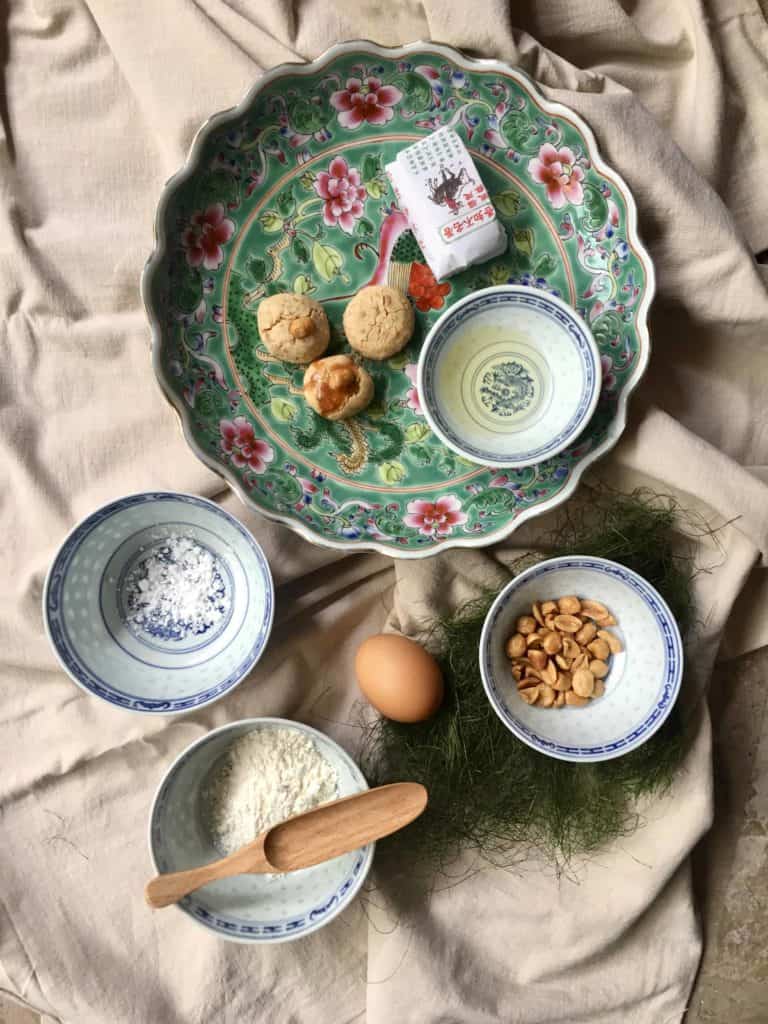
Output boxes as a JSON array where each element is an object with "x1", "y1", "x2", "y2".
[{"x1": 439, "y1": 204, "x2": 496, "y2": 244}]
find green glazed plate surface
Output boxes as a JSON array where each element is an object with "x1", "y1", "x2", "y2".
[{"x1": 143, "y1": 41, "x2": 654, "y2": 557}]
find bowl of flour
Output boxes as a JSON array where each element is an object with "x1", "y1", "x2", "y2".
[
  {"x1": 43, "y1": 491, "x2": 274, "y2": 713},
  {"x1": 148, "y1": 718, "x2": 373, "y2": 942}
]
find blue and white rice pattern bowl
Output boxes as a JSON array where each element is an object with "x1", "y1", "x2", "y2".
[
  {"x1": 149, "y1": 718, "x2": 374, "y2": 943},
  {"x1": 479, "y1": 556, "x2": 683, "y2": 762},
  {"x1": 43, "y1": 492, "x2": 274, "y2": 714},
  {"x1": 418, "y1": 286, "x2": 601, "y2": 468}
]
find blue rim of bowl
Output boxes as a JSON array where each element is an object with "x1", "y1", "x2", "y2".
[
  {"x1": 42, "y1": 491, "x2": 275, "y2": 715},
  {"x1": 147, "y1": 717, "x2": 374, "y2": 944},
  {"x1": 479, "y1": 556, "x2": 684, "y2": 763},
  {"x1": 417, "y1": 286, "x2": 601, "y2": 468}
]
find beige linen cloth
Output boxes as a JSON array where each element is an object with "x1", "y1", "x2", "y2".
[{"x1": 1, "y1": 1, "x2": 767, "y2": 1021}]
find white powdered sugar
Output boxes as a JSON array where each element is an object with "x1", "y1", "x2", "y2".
[
  {"x1": 124, "y1": 533, "x2": 230, "y2": 640},
  {"x1": 202, "y1": 728, "x2": 339, "y2": 856}
]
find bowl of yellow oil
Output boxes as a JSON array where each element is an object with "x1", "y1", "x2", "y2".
[{"x1": 417, "y1": 285, "x2": 601, "y2": 467}]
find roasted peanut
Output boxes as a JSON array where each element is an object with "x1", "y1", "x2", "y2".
[
  {"x1": 558, "y1": 596, "x2": 582, "y2": 614},
  {"x1": 541, "y1": 600, "x2": 558, "y2": 616},
  {"x1": 517, "y1": 616, "x2": 537, "y2": 635},
  {"x1": 593, "y1": 679, "x2": 606, "y2": 698},
  {"x1": 528, "y1": 649, "x2": 548, "y2": 671},
  {"x1": 589, "y1": 659, "x2": 609, "y2": 678},
  {"x1": 519, "y1": 686, "x2": 539, "y2": 705},
  {"x1": 538, "y1": 684, "x2": 556, "y2": 708},
  {"x1": 554, "y1": 671, "x2": 572, "y2": 692},
  {"x1": 542, "y1": 632, "x2": 562, "y2": 655},
  {"x1": 506, "y1": 633, "x2": 527, "y2": 659},
  {"x1": 554, "y1": 614, "x2": 582, "y2": 633},
  {"x1": 555, "y1": 692, "x2": 566, "y2": 707},
  {"x1": 598, "y1": 629, "x2": 623, "y2": 653},
  {"x1": 289, "y1": 315, "x2": 315, "y2": 339},
  {"x1": 572, "y1": 668, "x2": 595, "y2": 698},
  {"x1": 532, "y1": 602, "x2": 545, "y2": 627},
  {"x1": 575, "y1": 622, "x2": 597, "y2": 646},
  {"x1": 541, "y1": 659, "x2": 557, "y2": 686},
  {"x1": 563, "y1": 637, "x2": 581, "y2": 660},
  {"x1": 580, "y1": 599, "x2": 609, "y2": 620},
  {"x1": 587, "y1": 638, "x2": 610, "y2": 661},
  {"x1": 565, "y1": 691, "x2": 589, "y2": 707}
]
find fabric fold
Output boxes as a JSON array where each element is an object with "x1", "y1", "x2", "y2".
[{"x1": 1, "y1": 2, "x2": 767, "y2": 1022}]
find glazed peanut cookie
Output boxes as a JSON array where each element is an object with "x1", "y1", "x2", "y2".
[
  {"x1": 257, "y1": 293, "x2": 330, "y2": 363},
  {"x1": 343, "y1": 285, "x2": 414, "y2": 360},
  {"x1": 303, "y1": 355, "x2": 374, "y2": 421}
]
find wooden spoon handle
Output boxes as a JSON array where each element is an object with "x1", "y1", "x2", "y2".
[
  {"x1": 145, "y1": 863, "x2": 223, "y2": 909},
  {"x1": 145, "y1": 841, "x2": 269, "y2": 909}
]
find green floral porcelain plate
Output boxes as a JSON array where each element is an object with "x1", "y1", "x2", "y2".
[{"x1": 143, "y1": 41, "x2": 654, "y2": 557}]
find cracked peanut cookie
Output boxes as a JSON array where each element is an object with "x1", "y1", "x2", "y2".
[{"x1": 343, "y1": 285, "x2": 414, "y2": 360}]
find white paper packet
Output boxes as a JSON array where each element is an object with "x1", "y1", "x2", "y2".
[{"x1": 386, "y1": 127, "x2": 508, "y2": 281}]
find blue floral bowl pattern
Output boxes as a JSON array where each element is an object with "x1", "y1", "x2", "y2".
[
  {"x1": 479, "y1": 556, "x2": 683, "y2": 762},
  {"x1": 418, "y1": 286, "x2": 601, "y2": 467},
  {"x1": 149, "y1": 718, "x2": 373, "y2": 943},
  {"x1": 43, "y1": 492, "x2": 274, "y2": 714}
]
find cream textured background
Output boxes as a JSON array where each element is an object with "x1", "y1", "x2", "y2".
[{"x1": 1, "y1": 2, "x2": 767, "y2": 1021}]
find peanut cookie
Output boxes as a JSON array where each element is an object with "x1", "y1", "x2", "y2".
[
  {"x1": 257, "y1": 293, "x2": 330, "y2": 363},
  {"x1": 343, "y1": 285, "x2": 414, "y2": 360},
  {"x1": 303, "y1": 355, "x2": 374, "y2": 421}
]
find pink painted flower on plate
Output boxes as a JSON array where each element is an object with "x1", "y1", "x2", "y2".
[
  {"x1": 182, "y1": 203, "x2": 235, "y2": 270},
  {"x1": 330, "y1": 77, "x2": 403, "y2": 129},
  {"x1": 404, "y1": 495, "x2": 468, "y2": 538},
  {"x1": 600, "y1": 354, "x2": 617, "y2": 392},
  {"x1": 527, "y1": 144, "x2": 584, "y2": 209},
  {"x1": 404, "y1": 363, "x2": 422, "y2": 414},
  {"x1": 220, "y1": 417, "x2": 274, "y2": 473},
  {"x1": 313, "y1": 156, "x2": 367, "y2": 233}
]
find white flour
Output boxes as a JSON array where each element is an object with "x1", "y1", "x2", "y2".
[
  {"x1": 124, "y1": 533, "x2": 229, "y2": 639},
  {"x1": 202, "y1": 728, "x2": 339, "y2": 856}
]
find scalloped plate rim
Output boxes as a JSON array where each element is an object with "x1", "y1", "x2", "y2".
[{"x1": 141, "y1": 38, "x2": 656, "y2": 560}]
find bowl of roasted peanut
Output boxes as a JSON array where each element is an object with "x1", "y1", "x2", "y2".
[{"x1": 479, "y1": 556, "x2": 683, "y2": 762}]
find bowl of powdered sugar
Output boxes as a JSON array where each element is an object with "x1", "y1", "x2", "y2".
[
  {"x1": 43, "y1": 491, "x2": 274, "y2": 713},
  {"x1": 149, "y1": 718, "x2": 373, "y2": 942}
]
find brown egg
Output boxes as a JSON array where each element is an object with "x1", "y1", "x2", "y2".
[{"x1": 355, "y1": 633, "x2": 444, "y2": 723}]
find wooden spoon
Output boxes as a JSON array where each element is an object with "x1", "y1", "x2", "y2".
[{"x1": 145, "y1": 782, "x2": 427, "y2": 909}]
